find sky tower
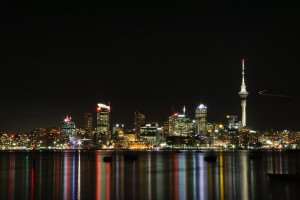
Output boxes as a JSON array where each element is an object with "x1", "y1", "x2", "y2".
[{"x1": 239, "y1": 59, "x2": 249, "y2": 127}]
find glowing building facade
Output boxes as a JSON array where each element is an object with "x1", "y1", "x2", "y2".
[
  {"x1": 226, "y1": 115, "x2": 240, "y2": 130},
  {"x1": 134, "y1": 111, "x2": 146, "y2": 137},
  {"x1": 96, "y1": 103, "x2": 111, "y2": 139},
  {"x1": 195, "y1": 104, "x2": 207, "y2": 134},
  {"x1": 61, "y1": 116, "x2": 76, "y2": 137},
  {"x1": 112, "y1": 124, "x2": 125, "y2": 139},
  {"x1": 168, "y1": 109, "x2": 194, "y2": 137},
  {"x1": 140, "y1": 123, "x2": 162, "y2": 145},
  {"x1": 83, "y1": 112, "x2": 93, "y2": 132}
]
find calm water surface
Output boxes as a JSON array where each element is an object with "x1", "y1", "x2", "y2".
[{"x1": 0, "y1": 151, "x2": 299, "y2": 200}]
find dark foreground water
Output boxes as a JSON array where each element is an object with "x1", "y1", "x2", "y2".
[{"x1": 0, "y1": 151, "x2": 300, "y2": 200}]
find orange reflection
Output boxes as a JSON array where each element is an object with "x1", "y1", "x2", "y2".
[
  {"x1": 219, "y1": 153, "x2": 224, "y2": 200},
  {"x1": 96, "y1": 154, "x2": 102, "y2": 200},
  {"x1": 105, "y1": 163, "x2": 111, "y2": 200}
]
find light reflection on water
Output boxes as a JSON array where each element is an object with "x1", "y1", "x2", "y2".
[{"x1": 0, "y1": 151, "x2": 299, "y2": 200}]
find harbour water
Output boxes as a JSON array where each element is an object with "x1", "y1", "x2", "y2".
[{"x1": 0, "y1": 151, "x2": 299, "y2": 200}]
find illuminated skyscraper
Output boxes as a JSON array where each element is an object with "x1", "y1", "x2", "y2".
[
  {"x1": 195, "y1": 104, "x2": 207, "y2": 134},
  {"x1": 239, "y1": 59, "x2": 249, "y2": 127},
  {"x1": 134, "y1": 111, "x2": 146, "y2": 137},
  {"x1": 83, "y1": 112, "x2": 93, "y2": 132},
  {"x1": 112, "y1": 124, "x2": 125, "y2": 139},
  {"x1": 168, "y1": 107, "x2": 193, "y2": 137},
  {"x1": 61, "y1": 115, "x2": 76, "y2": 137},
  {"x1": 163, "y1": 121, "x2": 169, "y2": 137},
  {"x1": 96, "y1": 103, "x2": 111, "y2": 139},
  {"x1": 226, "y1": 115, "x2": 240, "y2": 130},
  {"x1": 140, "y1": 123, "x2": 162, "y2": 145}
]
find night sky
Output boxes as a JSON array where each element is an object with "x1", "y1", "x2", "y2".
[{"x1": 0, "y1": 0, "x2": 299, "y2": 131}]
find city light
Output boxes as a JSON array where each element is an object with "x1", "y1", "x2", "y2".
[
  {"x1": 97, "y1": 103, "x2": 111, "y2": 111},
  {"x1": 0, "y1": 60, "x2": 299, "y2": 151}
]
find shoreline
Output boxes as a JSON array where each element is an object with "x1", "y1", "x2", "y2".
[{"x1": 0, "y1": 149, "x2": 298, "y2": 153}]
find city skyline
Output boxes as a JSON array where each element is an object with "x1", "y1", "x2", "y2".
[
  {"x1": 1, "y1": 1, "x2": 300, "y2": 131},
  {"x1": 0, "y1": 60, "x2": 298, "y2": 132},
  {"x1": 1, "y1": 2, "x2": 300, "y2": 200}
]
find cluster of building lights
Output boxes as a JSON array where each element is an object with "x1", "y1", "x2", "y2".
[{"x1": 0, "y1": 60, "x2": 299, "y2": 150}]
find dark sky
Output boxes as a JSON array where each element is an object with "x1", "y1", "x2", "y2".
[{"x1": 0, "y1": 0, "x2": 299, "y2": 131}]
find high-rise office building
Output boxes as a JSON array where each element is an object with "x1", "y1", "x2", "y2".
[
  {"x1": 195, "y1": 104, "x2": 207, "y2": 134},
  {"x1": 61, "y1": 115, "x2": 76, "y2": 137},
  {"x1": 168, "y1": 114, "x2": 176, "y2": 135},
  {"x1": 163, "y1": 121, "x2": 169, "y2": 137},
  {"x1": 226, "y1": 115, "x2": 240, "y2": 131},
  {"x1": 239, "y1": 59, "x2": 249, "y2": 127},
  {"x1": 134, "y1": 111, "x2": 146, "y2": 137},
  {"x1": 225, "y1": 115, "x2": 240, "y2": 147},
  {"x1": 96, "y1": 103, "x2": 111, "y2": 140},
  {"x1": 140, "y1": 123, "x2": 162, "y2": 145},
  {"x1": 112, "y1": 124, "x2": 125, "y2": 139},
  {"x1": 83, "y1": 112, "x2": 93, "y2": 132},
  {"x1": 168, "y1": 108, "x2": 193, "y2": 137}
]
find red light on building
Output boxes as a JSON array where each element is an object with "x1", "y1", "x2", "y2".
[
  {"x1": 97, "y1": 103, "x2": 110, "y2": 112},
  {"x1": 97, "y1": 107, "x2": 101, "y2": 112},
  {"x1": 64, "y1": 116, "x2": 72, "y2": 123}
]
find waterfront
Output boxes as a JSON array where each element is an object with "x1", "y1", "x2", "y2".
[{"x1": 0, "y1": 151, "x2": 299, "y2": 200}]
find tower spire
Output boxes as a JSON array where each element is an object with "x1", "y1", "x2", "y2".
[
  {"x1": 183, "y1": 105, "x2": 186, "y2": 115},
  {"x1": 239, "y1": 58, "x2": 249, "y2": 127},
  {"x1": 241, "y1": 58, "x2": 247, "y2": 93}
]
